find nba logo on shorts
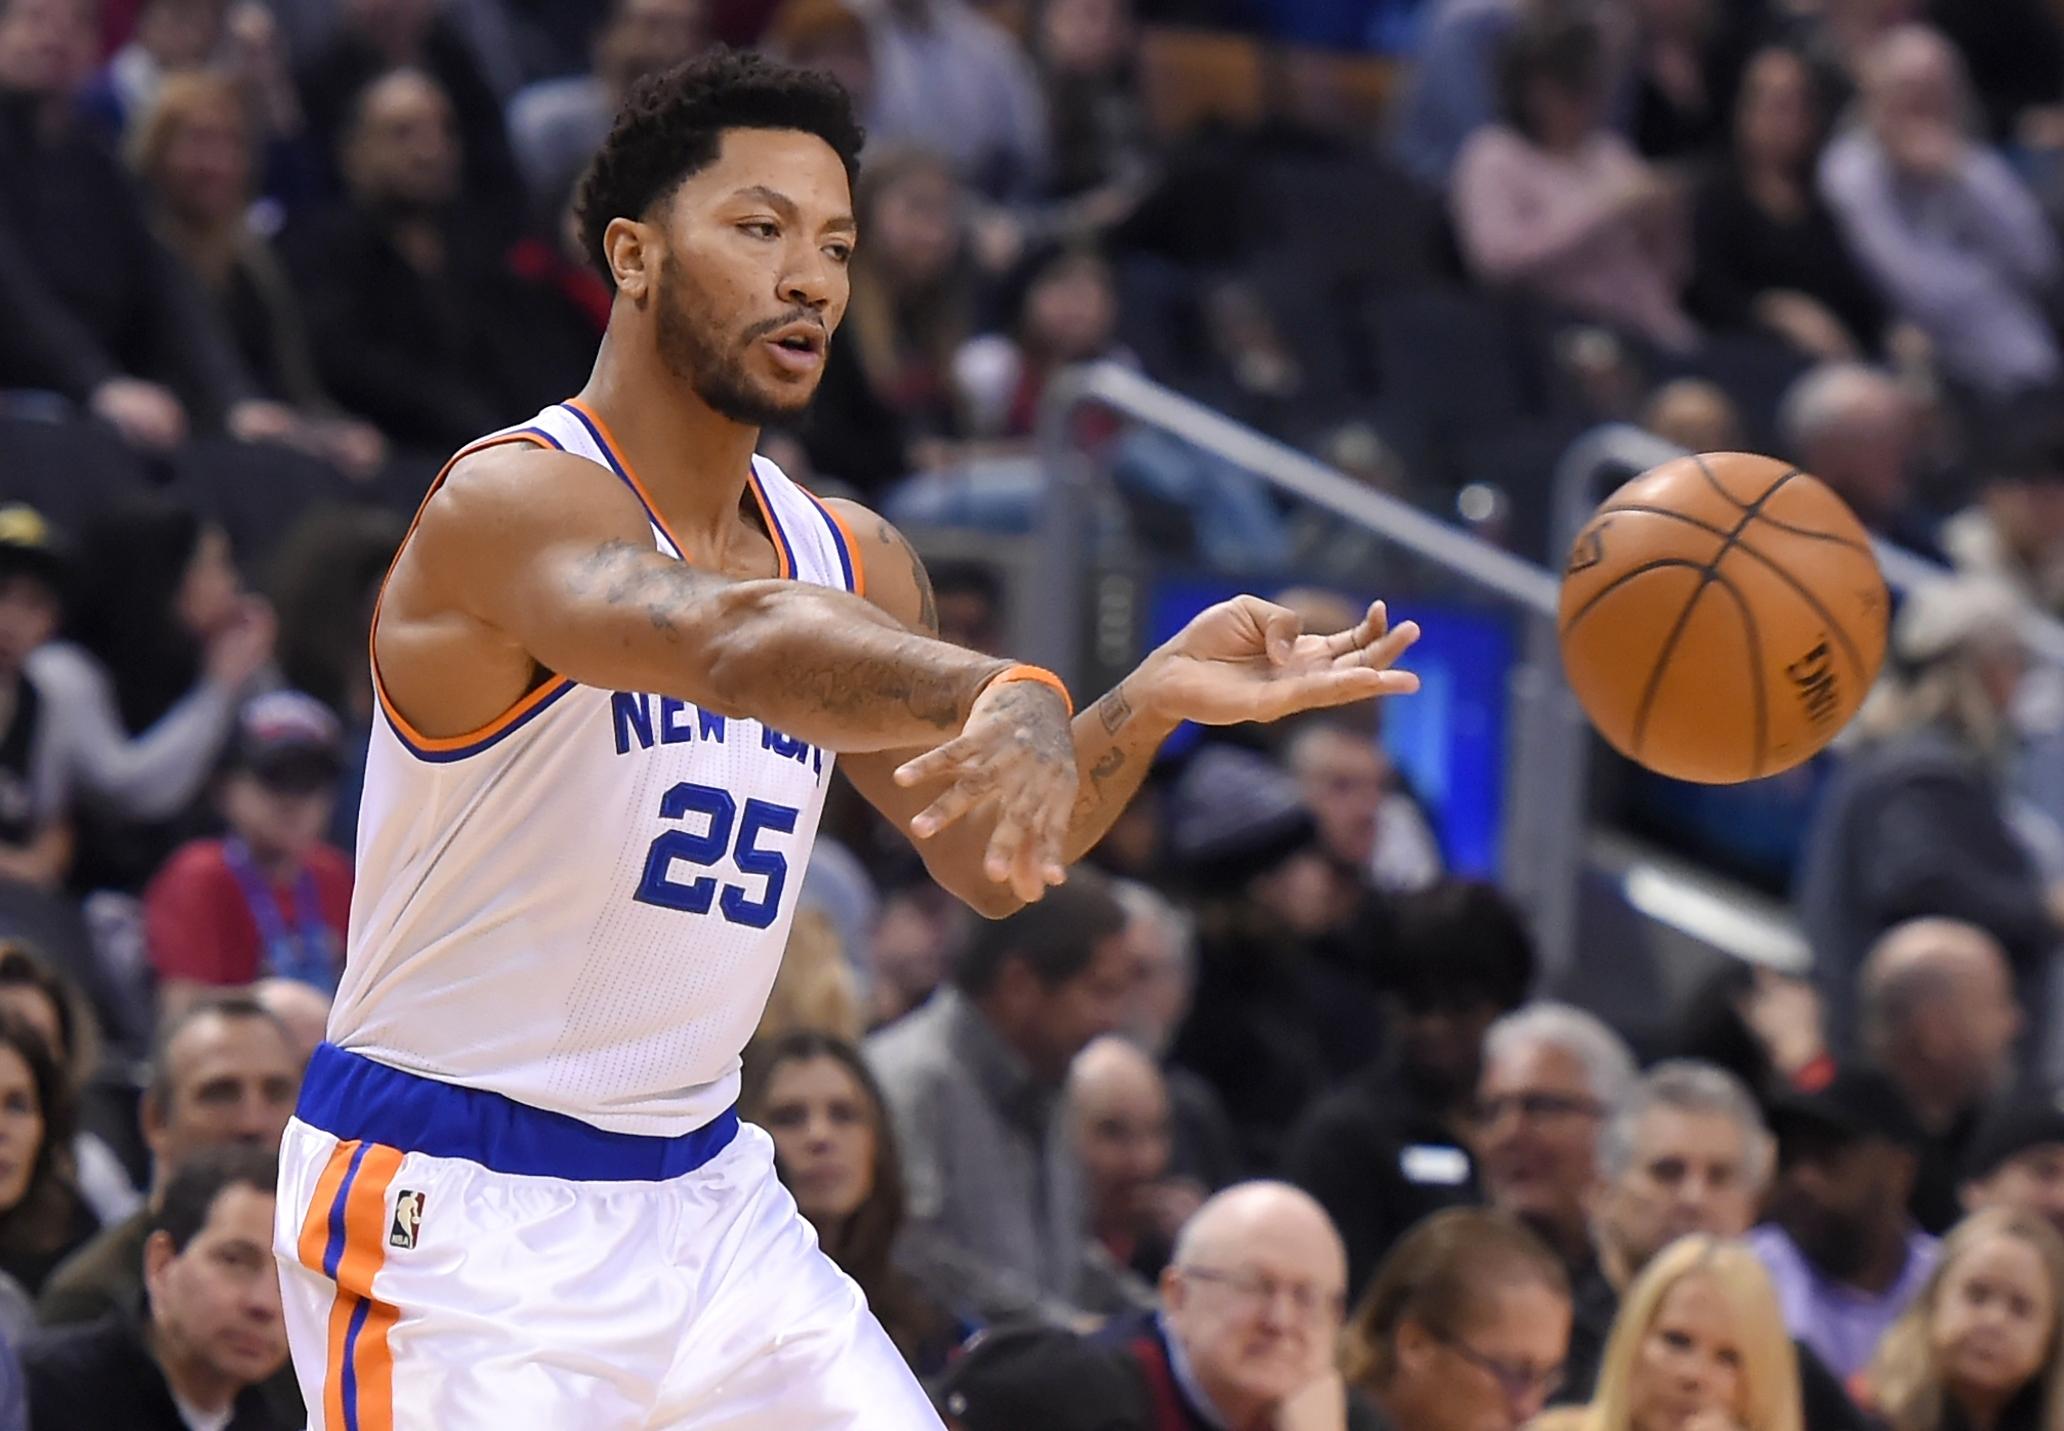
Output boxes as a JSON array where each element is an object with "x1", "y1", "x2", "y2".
[{"x1": 389, "y1": 1190, "x2": 427, "y2": 1249}]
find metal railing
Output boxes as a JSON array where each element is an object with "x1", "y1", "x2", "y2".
[{"x1": 1035, "y1": 362, "x2": 2064, "y2": 982}]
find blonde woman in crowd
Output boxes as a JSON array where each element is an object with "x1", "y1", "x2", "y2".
[
  {"x1": 1533, "y1": 1237, "x2": 1802, "y2": 1431},
  {"x1": 1860, "y1": 1208, "x2": 2064, "y2": 1431}
]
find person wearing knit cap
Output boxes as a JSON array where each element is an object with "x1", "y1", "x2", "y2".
[
  {"x1": 1961, "y1": 1090, "x2": 2064, "y2": 1238},
  {"x1": 933, "y1": 1323, "x2": 1153, "y2": 1431},
  {"x1": 1165, "y1": 745, "x2": 1388, "y2": 1171}
]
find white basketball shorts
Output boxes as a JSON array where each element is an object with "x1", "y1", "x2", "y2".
[{"x1": 273, "y1": 1042, "x2": 946, "y2": 1429}]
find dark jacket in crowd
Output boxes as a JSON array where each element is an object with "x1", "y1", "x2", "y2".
[
  {"x1": 1796, "y1": 727, "x2": 2054, "y2": 1060},
  {"x1": 288, "y1": 208, "x2": 600, "y2": 452},
  {"x1": 1687, "y1": 166, "x2": 1888, "y2": 356},
  {"x1": 1282, "y1": 1053, "x2": 1479, "y2": 1300},
  {"x1": 24, "y1": 1314, "x2": 292, "y2": 1431},
  {"x1": 0, "y1": 96, "x2": 254, "y2": 423}
]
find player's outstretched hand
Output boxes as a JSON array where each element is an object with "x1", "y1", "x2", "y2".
[
  {"x1": 892, "y1": 676, "x2": 1077, "y2": 904},
  {"x1": 1143, "y1": 596, "x2": 1420, "y2": 727}
]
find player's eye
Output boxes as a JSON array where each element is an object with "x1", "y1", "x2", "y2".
[
  {"x1": 824, "y1": 243, "x2": 852, "y2": 265},
  {"x1": 740, "y1": 220, "x2": 779, "y2": 240}
]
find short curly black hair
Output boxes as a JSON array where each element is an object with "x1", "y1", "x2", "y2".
[{"x1": 575, "y1": 48, "x2": 866, "y2": 284}]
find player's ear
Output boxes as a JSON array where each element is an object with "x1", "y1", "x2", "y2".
[{"x1": 606, "y1": 217, "x2": 655, "y2": 301}]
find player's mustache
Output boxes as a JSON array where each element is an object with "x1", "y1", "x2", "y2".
[{"x1": 740, "y1": 310, "x2": 827, "y2": 344}]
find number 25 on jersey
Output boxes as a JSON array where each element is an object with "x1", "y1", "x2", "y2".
[{"x1": 633, "y1": 781, "x2": 798, "y2": 930}]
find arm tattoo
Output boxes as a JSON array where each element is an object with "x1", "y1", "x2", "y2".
[
  {"x1": 877, "y1": 519, "x2": 940, "y2": 635},
  {"x1": 1095, "y1": 683, "x2": 1134, "y2": 736}
]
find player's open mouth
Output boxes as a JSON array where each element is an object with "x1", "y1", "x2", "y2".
[{"x1": 764, "y1": 324, "x2": 825, "y2": 374}]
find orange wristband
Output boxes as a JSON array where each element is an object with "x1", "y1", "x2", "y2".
[{"x1": 985, "y1": 662, "x2": 1074, "y2": 716}]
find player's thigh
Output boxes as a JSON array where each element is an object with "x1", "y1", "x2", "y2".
[
  {"x1": 274, "y1": 1117, "x2": 683, "y2": 1430},
  {"x1": 652, "y1": 1126, "x2": 947, "y2": 1431}
]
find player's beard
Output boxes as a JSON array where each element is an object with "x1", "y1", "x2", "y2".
[{"x1": 654, "y1": 252, "x2": 817, "y2": 428}]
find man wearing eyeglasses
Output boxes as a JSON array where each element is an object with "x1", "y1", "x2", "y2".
[{"x1": 1102, "y1": 1181, "x2": 1384, "y2": 1431}]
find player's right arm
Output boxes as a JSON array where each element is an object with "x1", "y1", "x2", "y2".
[{"x1": 379, "y1": 443, "x2": 1078, "y2": 901}]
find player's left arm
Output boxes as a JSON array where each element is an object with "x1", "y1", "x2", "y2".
[{"x1": 829, "y1": 501, "x2": 1425, "y2": 918}]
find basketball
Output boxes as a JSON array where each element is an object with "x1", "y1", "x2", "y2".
[{"x1": 1557, "y1": 451, "x2": 1890, "y2": 785}]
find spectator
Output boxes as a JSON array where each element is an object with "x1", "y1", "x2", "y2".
[
  {"x1": 1819, "y1": 26, "x2": 2062, "y2": 401},
  {"x1": 1451, "y1": 11, "x2": 1699, "y2": 354},
  {"x1": 1024, "y1": 0, "x2": 1154, "y2": 239},
  {"x1": 1339, "y1": 1207, "x2": 1572, "y2": 1431},
  {"x1": 1472, "y1": 1002, "x2": 1636, "y2": 1271},
  {"x1": 247, "y1": 977, "x2": 326, "y2": 1068},
  {"x1": 1568, "y1": 1060, "x2": 1866, "y2": 1428},
  {"x1": 1285, "y1": 880, "x2": 1534, "y2": 1297},
  {"x1": 79, "y1": 0, "x2": 230, "y2": 138},
  {"x1": 0, "y1": 943, "x2": 140, "y2": 1227},
  {"x1": 1774, "y1": 361, "x2": 1940, "y2": 554},
  {"x1": 740, "y1": 1030, "x2": 959, "y2": 1376},
  {"x1": 761, "y1": 0, "x2": 877, "y2": 129},
  {"x1": 0, "y1": 0, "x2": 285, "y2": 451},
  {"x1": 802, "y1": 147, "x2": 976, "y2": 494},
  {"x1": 1687, "y1": 43, "x2": 1888, "y2": 360},
  {"x1": 953, "y1": 243, "x2": 1127, "y2": 441},
  {"x1": 1105, "y1": 1181, "x2": 1383, "y2": 1430},
  {"x1": 1626, "y1": 0, "x2": 1727, "y2": 162},
  {"x1": 1860, "y1": 1207, "x2": 2064, "y2": 1431},
  {"x1": 1861, "y1": 919, "x2": 2024, "y2": 1233},
  {"x1": 933, "y1": 1322, "x2": 1153, "y2": 1431},
  {"x1": 1283, "y1": 719, "x2": 1443, "y2": 896},
  {"x1": 291, "y1": 67, "x2": 599, "y2": 454},
  {"x1": 1109, "y1": 878, "x2": 1240, "y2": 1193},
  {"x1": 753, "y1": 908, "x2": 864, "y2": 1047},
  {"x1": 144, "y1": 691, "x2": 350, "y2": 1016},
  {"x1": 1639, "y1": 377, "x2": 1746, "y2": 452},
  {"x1": 260, "y1": 503, "x2": 401, "y2": 849},
  {"x1": 1748, "y1": 1064, "x2": 1941, "y2": 1381},
  {"x1": 1941, "y1": 406, "x2": 2064, "y2": 618},
  {"x1": 0, "y1": 506, "x2": 70, "y2": 893},
  {"x1": 294, "y1": 0, "x2": 521, "y2": 216},
  {"x1": 866, "y1": 872, "x2": 1131, "y2": 1324},
  {"x1": 1576, "y1": 1064, "x2": 1773, "y2": 1382},
  {"x1": 1165, "y1": 744, "x2": 1386, "y2": 1171},
  {"x1": 128, "y1": 71, "x2": 387, "y2": 483},
  {"x1": 1388, "y1": 0, "x2": 1523, "y2": 187},
  {"x1": 505, "y1": 0, "x2": 707, "y2": 225},
  {"x1": 40, "y1": 996, "x2": 298, "y2": 1328},
  {"x1": 24, "y1": 1145, "x2": 287, "y2": 1430},
  {"x1": 0, "y1": 1015, "x2": 96, "y2": 1295},
  {"x1": 1068, "y1": 1034, "x2": 1194, "y2": 1307},
  {"x1": 850, "y1": 0, "x2": 1047, "y2": 203},
  {"x1": 1798, "y1": 579, "x2": 2060, "y2": 1060},
  {"x1": 34, "y1": 496, "x2": 275, "y2": 895},
  {"x1": 1962, "y1": 1094, "x2": 2064, "y2": 1239},
  {"x1": 1534, "y1": 1237, "x2": 1803, "y2": 1431}
]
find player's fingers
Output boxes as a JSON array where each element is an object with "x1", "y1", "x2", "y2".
[
  {"x1": 909, "y1": 759, "x2": 1002, "y2": 838},
  {"x1": 1323, "y1": 601, "x2": 1388, "y2": 659},
  {"x1": 1260, "y1": 604, "x2": 1301, "y2": 666},
  {"x1": 983, "y1": 801, "x2": 1031, "y2": 891},
  {"x1": 1361, "y1": 618, "x2": 1421, "y2": 667},
  {"x1": 894, "y1": 736, "x2": 980, "y2": 789},
  {"x1": 1284, "y1": 666, "x2": 1420, "y2": 715}
]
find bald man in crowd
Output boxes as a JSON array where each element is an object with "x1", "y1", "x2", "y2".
[
  {"x1": 1103, "y1": 1182, "x2": 1384, "y2": 1431},
  {"x1": 1859, "y1": 917, "x2": 2024, "y2": 1231}
]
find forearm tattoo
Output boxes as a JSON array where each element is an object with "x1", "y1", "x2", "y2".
[{"x1": 876, "y1": 519, "x2": 939, "y2": 635}]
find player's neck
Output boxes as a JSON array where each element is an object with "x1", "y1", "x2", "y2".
[{"x1": 579, "y1": 339, "x2": 763, "y2": 557}]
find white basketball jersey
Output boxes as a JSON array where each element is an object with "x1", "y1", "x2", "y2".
[{"x1": 330, "y1": 400, "x2": 864, "y2": 1136}]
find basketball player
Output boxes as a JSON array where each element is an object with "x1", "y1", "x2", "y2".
[{"x1": 273, "y1": 50, "x2": 1421, "y2": 1430}]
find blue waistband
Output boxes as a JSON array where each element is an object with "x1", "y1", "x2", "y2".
[{"x1": 295, "y1": 1043, "x2": 740, "y2": 1182}]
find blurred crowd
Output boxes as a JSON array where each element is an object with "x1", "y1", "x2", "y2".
[{"x1": 8, "y1": 0, "x2": 2064, "y2": 1428}]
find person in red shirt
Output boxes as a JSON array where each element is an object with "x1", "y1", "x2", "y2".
[{"x1": 145, "y1": 690, "x2": 350, "y2": 1020}]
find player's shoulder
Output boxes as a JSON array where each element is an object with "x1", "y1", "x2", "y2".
[{"x1": 421, "y1": 432, "x2": 643, "y2": 547}]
